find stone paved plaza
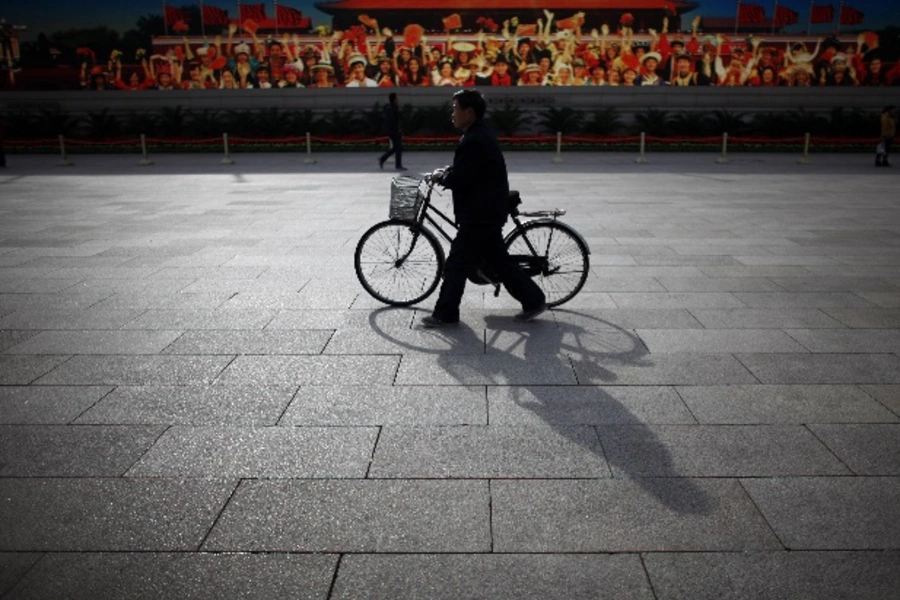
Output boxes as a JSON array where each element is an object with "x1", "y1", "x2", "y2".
[{"x1": 1, "y1": 151, "x2": 899, "y2": 598}]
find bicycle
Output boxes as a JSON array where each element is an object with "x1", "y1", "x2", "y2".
[{"x1": 354, "y1": 173, "x2": 591, "y2": 308}]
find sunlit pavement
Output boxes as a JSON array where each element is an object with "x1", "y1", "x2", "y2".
[{"x1": 1, "y1": 151, "x2": 898, "y2": 599}]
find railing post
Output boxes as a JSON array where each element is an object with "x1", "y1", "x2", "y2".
[
  {"x1": 138, "y1": 134, "x2": 154, "y2": 166},
  {"x1": 57, "y1": 135, "x2": 73, "y2": 166},
  {"x1": 304, "y1": 132, "x2": 317, "y2": 164},
  {"x1": 715, "y1": 132, "x2": 730, "y2": 164},
  {"x1": 797, "y1": 133, "x2": 812, "y2": 164},
  {"x1": 635, "y1": 132, "x2": 649, "y2": 164},
  {"x1": 552, "y1": 131, "x2": 563, "y2": 163},
  {"x1": 221, "y1": 133, "x2": 235, "y2": 165}
]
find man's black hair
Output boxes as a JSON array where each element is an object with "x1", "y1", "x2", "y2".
[{"x1": 453, "y1": 88, "x2": 486, "y2": 119}]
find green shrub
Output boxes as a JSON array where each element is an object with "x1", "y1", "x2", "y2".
[
  {"x1": 536, "y1": 106, "x2": 583, "y2": 135},
  {"x1": 157, "y1": 106, "x2": 190, "y2": 137},
  {"x1": 487, "y1": 104, "x2": 533, "y2": 136},
  {"x1": 186, "y1": 109, "x2": 224, "y2": 137},
  {"x1": 667, "y1": 111, "x2": 713, "y2": 136},
  {"x1": 708, "y1": 109, "x2": 749, "y2": 136},
  {"x1": 124, "y1": 111, "x2": 158, "y2": 137},
  {"x1": 633, "y1": 108, "x2": 670, "y2": 136},
  {"x1": 316, "y1": 109, "x2": 362, "y2": 136},
  {"x1": 582, "y1": 108, "x2": 622, "y2": 135}
]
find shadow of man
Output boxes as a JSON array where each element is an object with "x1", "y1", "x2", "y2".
[{"x1": 368, "y1": 306, "x2": 713, "y2": 516}]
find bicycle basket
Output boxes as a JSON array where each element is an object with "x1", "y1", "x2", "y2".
[{"x1": 390, "y1": 176, "x2": 424, "y2": 221}]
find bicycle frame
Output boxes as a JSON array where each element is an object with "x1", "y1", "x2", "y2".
[
  {"x1": 411, "y1": 178, "x2": 558, "y2": 255},
  {"x1": 395, "y1": 178, "x2": 584, "y2": 290}
]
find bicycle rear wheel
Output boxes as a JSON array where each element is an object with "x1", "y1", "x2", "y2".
[
  {"x1": 505, "y1": 221, "x2": 590, "y2": 307},
  {"x1": 355, "y1": 220, "x2": 444, "y2": 307}
]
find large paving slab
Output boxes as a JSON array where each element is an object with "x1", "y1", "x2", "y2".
[
  {"x1": 127, "y1": 425, "x2": 378, "y2": 478},
  {"x1": 736, "y1": 353, "x2": 900, "y2": 384},
  {"x1": 5, "y1": 553, "x2": 338, "y2": 600},
  {"x1": 0, "y1": 553, "x2": 42, "y2": 597},
  {"x1": 369, "y1": 425, "x2": 610, "y2": 478},
  {"x1": 202, "y1": 479, "x2": 490, "y2": 552},
  {"x1": 806, "y1": 424, "x2": 900, "y2": 475},
  {"x1": 643, "y1": 551, "x2": 900, "y2": 600},
  {"x1": 2, "y1": 152, "x2": 899, "y2": 596},
  {"x1": 74, "y1": 385, "x2": 296, "y2": 425},
  {"x1": 0, "y1": 425, "x2": 164, "y2": 476},
  {"x1": 676, "y1": 384, "x2": 898, "y2": 424},
  {"x1": 33, "y1": 355, "x2": 234, "y2": 385},
  {"x1": 332, "y1": 554, "x2": 654, "y2": 600},
  {"x1": 280, "y1": 385, "x2": 487, "y2": 425},
  {"x1": 488, "y1": 385, "x2": 696, "y2": 425},
  {"x1": 596, "y1": 424, "x2": 849, "y2": 477},
  {"x1": 0, "y1": 478, "x2": 236, "y2": 551},
  {"x1": 0, "y1": 386, "x2": 113, "y2": 424},
  {"x1": 491, "y1": 478, "x2": 782, "y2": 552},
  {"x1": 0, "y1": 355, "x2": 71, "y2": 385},
  {"x1": 2, "y1": 330, "x2": 183, "y2": 355},
  {"x1": 741, "y1": 477, "x2": 900, "y2": 549}
]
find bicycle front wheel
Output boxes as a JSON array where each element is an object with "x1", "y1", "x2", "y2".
[
  {"x1": 505, "y1": 221, "x2": 590, "y2": 308},
  {"x1": 355, "y1": 220, "x2": 444, "y2": 307}
]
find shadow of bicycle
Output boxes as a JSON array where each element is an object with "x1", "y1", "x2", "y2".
[{"x1": 367, "y1": 306, "x2": 713, "y2": 516}]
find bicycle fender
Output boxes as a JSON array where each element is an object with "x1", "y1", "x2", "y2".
[{"x1": 505, "y1": 219, "x2": 591, "y2": 255}]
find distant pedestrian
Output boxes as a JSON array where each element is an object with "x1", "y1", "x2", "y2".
[
  {"x1": 378, "y1": 92, "x2": 406, "y2": 171},
  {"x1": 877, "y1": 105, "x2": 895, "y2": 167}
]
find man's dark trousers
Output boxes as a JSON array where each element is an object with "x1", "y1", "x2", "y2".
[
  {"x1": 380, "y1": 133, "x2": 403, "y2": 168},
  {"x1": 433, "y1": 224, "x2": 545, "y2": 322}
]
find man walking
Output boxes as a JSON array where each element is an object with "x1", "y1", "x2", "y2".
[
  {"x1": 422, "y1": 89, "x2": 547, "y2": 327},
  {"x1": 379, "y1": 92, "x2": 406, "y2": 171}
]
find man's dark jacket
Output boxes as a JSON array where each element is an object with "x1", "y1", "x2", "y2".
[{"x1": 441, "y1": 118, "x2": 509, "y2": 227}]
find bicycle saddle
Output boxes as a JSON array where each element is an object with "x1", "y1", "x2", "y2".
[{"x1": 508, "y1": 191, "x2": 522, "y2": 216}]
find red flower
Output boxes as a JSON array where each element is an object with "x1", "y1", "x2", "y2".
[
  {"x1": 172, "y1": 20, "x2": 190, "y2": 33},
  {"x1": 620, "y1": 13, "x2": 634, "y2": 26}
]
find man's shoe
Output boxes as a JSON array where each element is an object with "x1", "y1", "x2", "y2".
[
  {"x1": 421, "y1": 314, "x2": 459, "y2": 328},
  {"x1": 378, "y1": 158, "x2": 385, "y2": 170},
  {"x1": 514, "y1": 303, "x2": 548, "y2": 322},
  {"x1": 395, "y1": 166, "x2": 408, "y2": 171}
]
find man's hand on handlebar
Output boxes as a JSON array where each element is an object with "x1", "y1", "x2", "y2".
[{"x1": 427, "y1": 167, "x2": 449, "y2": 185}]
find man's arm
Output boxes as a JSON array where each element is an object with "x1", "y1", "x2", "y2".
[{"x1": 441, "y1": 134, "x2": 486, "y2": 191}]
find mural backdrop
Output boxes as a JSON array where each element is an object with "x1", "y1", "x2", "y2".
[{"x1": 1, "y1": 0, "x2": 898, "y2": 90}]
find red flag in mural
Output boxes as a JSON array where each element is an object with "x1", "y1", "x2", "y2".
[
  {"x1": 202, "y1": 4, "x2": 229, "y2": 26},
  {"x1": 774, "y1": 5, "x2": 799, "y2": 26},
  {"x1": 164, "y1": 5, "x2": 186, "y2": 28},
  {"x1": 738, "y1": 3, "x2": 766, "y2": 24},
  {"x1": 239, "y1": 3, "x2": 267, "y2": 22},
  {"x1": 442, "y1": 13, "x2": 462, "y2": 31},
  {"x1": 810, "y1": 3, "x2": 834, "y2": 23},
  {"x1": 515, "y1": 23, "x2": 538, "y2": 37},
  {"x1": 839, "y1": 4, "x2": 864, "y2": 25},
  {"x1": 276, "y1": 5, "x2": 308, "y2": 28}
]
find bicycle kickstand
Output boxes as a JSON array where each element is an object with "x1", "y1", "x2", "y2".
[{"x1": 493, "y1": 284, "x2": 501, "y2": 297}]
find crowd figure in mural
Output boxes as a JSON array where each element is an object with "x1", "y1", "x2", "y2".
[{"x1": 79, "y1": 10, "x2": 899, "y2": 91}]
